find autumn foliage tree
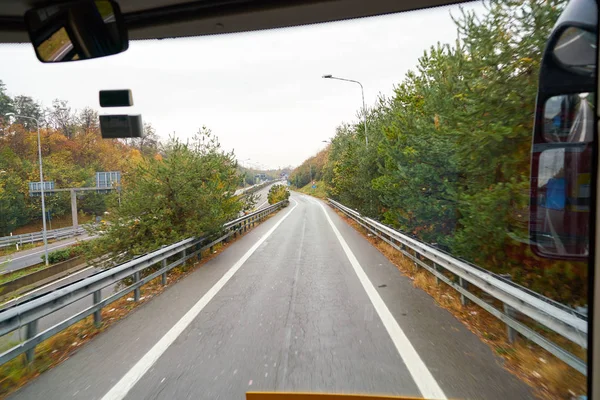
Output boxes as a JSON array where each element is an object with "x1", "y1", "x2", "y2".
[
  {"x1": 289, "y1": 147, "x2": 329, "y2": 188},
  {"x1": 0, "y1": 84, "x2": 151, "y2": 236}
]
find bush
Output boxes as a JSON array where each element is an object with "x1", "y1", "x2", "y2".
[
  {"x1": 267, "y1": 184, "x2": 290, "y2": 205},
  {"x1": 41, "y1": 244, "x2": 83, "y2": 264}
]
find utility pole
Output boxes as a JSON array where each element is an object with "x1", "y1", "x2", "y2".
[{"x1": 7, "y1": 113, "x2": 49, "y2": 266}]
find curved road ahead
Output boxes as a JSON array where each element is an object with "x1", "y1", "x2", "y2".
[{"x1": 10, "y1": 193, "x2": 532, "y2": 400}]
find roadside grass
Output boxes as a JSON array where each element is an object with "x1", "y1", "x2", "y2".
[
  {"x1": 334, "y1": 209, "x2": 586, "y2": 400},
  {"x1": 296, "y1": 181, "x2": 328, "y2": 199},
  {"x1": 0, "y1": 211, "x2": 280, "y2": 398}
]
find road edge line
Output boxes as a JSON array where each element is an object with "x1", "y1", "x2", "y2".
[{"x1": 317, "y1": 202, "x2": 447, "y2": 400}]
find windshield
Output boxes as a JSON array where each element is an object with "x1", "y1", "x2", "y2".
[{"x1": 0, "y1": 1, "x2": 594, "y2": 400}]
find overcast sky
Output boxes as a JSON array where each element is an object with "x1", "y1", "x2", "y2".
[{"x1": 0, "y1": 2, "x2": 482, "y2": 169}]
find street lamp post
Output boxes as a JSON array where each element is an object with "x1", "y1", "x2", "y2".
[
  {"x1": 7, "y1": 113, "x2": 49, "y2": 265},
  {"x1": 322, "y1": 74, "x2": 368, "y2": 147}
]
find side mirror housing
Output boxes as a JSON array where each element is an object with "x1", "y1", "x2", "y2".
[{"x1": 529, "y1": 0, "x2": 597, "y2": 260}]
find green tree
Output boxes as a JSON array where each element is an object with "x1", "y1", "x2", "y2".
[
  {"x1": 319, "y1": 0, "x2": 586, "y2": 302},
  {"x1": 0, "y1": 80, "x2": 15, "y2": 135},
  {"x1": 86, "y1": 129, "x2": 243, "y2": 263},
  {"x1": 0, "y1": 81, "x2": 13, "y2": 115},
  {"x1": 12, "y1": 95, "x2": 43, "y2": 130},
  {"x1": 0, "y1": 148, "x2": 27, "y2": 235},
  {"x1": 267, "y1": 184, "x2": 290, "y2": 205}
]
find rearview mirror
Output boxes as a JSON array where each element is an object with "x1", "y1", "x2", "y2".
[
  {"x1": 25, "y1": 0, "x2": 128, "y2": 63},
  {"x1": 552, "y1": 27, "x2": 597, "y2": 76},
  {"x1": 530, "y1": 143, "x2": 591, "y2": 259},
  {"x1": 543, "y1": 93, "x2": 595, "y2": 143},
  {"x1": 530, "y1": 92, "x2": 594, "y2": 259}
]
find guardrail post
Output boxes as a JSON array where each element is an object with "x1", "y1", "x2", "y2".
[
  {"x1": 93, "y1": 290, "x2": 102, "y2": 327},
  {"x1": 133, "y1": 271, "x2": 141, "y2": 301},
  {"x1": 434, "y1": 263, "x2": 440, "y2": 285},
  {"x1": 504, "y1": 302, "x2": 518, "y2": 343},
  {"x1": 210, "y1": 245, "x2": 214, "y2": 254},
  {"x1": 500, "y1": 274, "x2": 518, "y2": 343},
  {"x1": 197, "y1": 243, "x2": 202, "y2": 261},
  {"x1": 459, "y1": 277, "x2": 470, "y2": 306},
  {"x1": 161, "y1": 259, "x2": 167, "y2": 285},
  {"x1": 25, "y1": 320, "x2": 38, "y2": 364}
]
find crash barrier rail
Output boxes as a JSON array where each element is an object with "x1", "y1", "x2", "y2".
[
  {"x1": 0, "y1": 200, "x2": 287, "y2": 365},
  {"x1": 240, "y1": 180, "x2": 277, "y2": 196},
  {"x1": 0, "y1": 226, "x2": 87, "y2": 249},
  {"x1": 328, "y1": 198, "x2": 588, "y2": 375}
]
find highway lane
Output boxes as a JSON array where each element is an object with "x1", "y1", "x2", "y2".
[
  {"x1": 0, "y1": 234, "x2": 92, "y2": 273},
  {"x1": 9, "y1": 193, "x2": 532, "y2": 400},
  {"x1": 1, "y1": 184, "x2": 280, "y2": 344}
]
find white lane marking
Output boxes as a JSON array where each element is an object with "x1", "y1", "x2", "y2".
[
  {"x1": 2, "y1": 266, "x2": 95, "y2": 307},
  {"x1": 101, "y1": 199, "x2": 299, "y2": 400},
  {"x1": 317, "y1": 202, "x2": 447, "y2": 400},
  {"x1": 254, "y1": 200, "x2": 269, "y2": 211},
  {"x1": 554, "y1": 32, "x2": 584, "y2": 50}
]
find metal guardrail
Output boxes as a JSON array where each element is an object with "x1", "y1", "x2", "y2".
[
  {"x1": 328, "y1": 198, "x2": 588, "y2": 375},
  {"x1": 0, "y1": 201, "x2": 287, "y2": 365},
  {"x1": 0, "y1": 226, "x2": 86, "y2": 249}
]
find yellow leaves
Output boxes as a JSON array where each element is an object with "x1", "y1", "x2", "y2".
[
  {"x1": 129, "y1": 149, "x2": 143, "y2": 163},
  {"x1": 434, "y1": 114, "x2": 440, "y2": 130},
  {"x1": 153, "y1": 153, "x2": 163, "y2": 162}
]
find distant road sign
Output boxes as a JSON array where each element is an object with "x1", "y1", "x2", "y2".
[
  {"x1": 96, "y1": 171, "x2": 121, "y2": 189},
  {"x1": 28, "y1": 181, "x2": 54, "y2": 196}
]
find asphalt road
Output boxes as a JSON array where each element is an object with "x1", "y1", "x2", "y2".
[
  {"x1": 9, "y1": 193, "x2": 533, "y2": 400},
  {"x1": 0, "y1": 234, "x2": 92, "y2": 273}
]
